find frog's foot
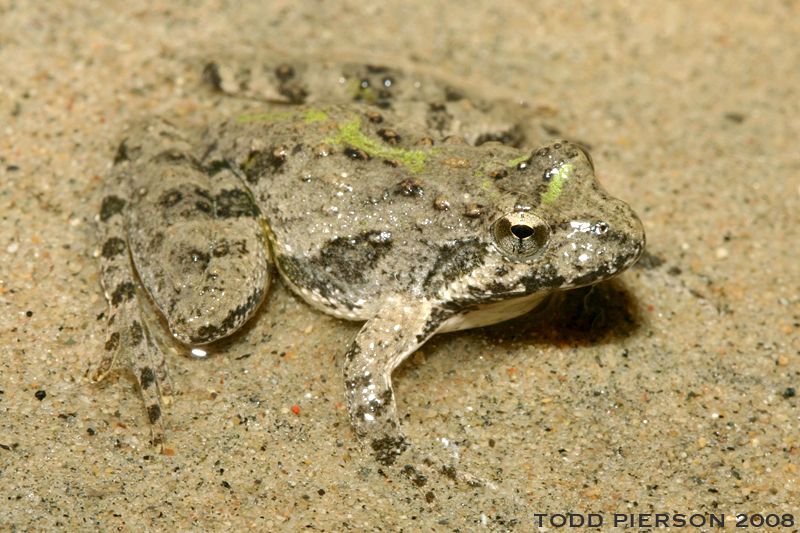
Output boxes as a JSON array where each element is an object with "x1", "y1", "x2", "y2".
[
  {"x1": 359, "y1": 425, "x2": 490, "y2": 489},
  {"x1": 395, "y1": 447, "x2": 492, "y2": 489},
  {"x1": 92, "y1": 295, "x2": 172, "y2": 450},
  {"x1": 343, "y1": 296, "x2": 490, "y2": 487}
]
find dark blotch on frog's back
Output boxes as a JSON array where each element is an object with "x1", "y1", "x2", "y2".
[
  {"x1": 240, "y1": 147, "x2": 288, "y2": 184},
  {"x1": 147, "y1": 404, "x2": 162, "y2": 427},
  {"x1": 394, "y1": 178, "x2": 424, "y2": 197},
  {"x1": 444, "y1": 86, "x2": 466, "y2": 102},
  {"x1": 426, "y1": 102, "x2": 452, "y2": 135},
  {"x1": 318, "y1": 232, "x2": 393, "y2": 276},
  {"x1": 214, "y1": 189, "x2": 260, "y2": 219},
  {"x1": 157, "y1": 183, "x2": 258, "y2": 223},
  {"x1": 148, "y1": 232, "x2": 164, "y2": 254},
  {"x1": 274, "y1": 64, "x2": 309, "y2": 103},
  {"x1": 422, "y1": 238, "x2": 487, "y2": 298},
  {"x1": 343, "y1": 147, "x2": 370, "y2": 161},
  {"x1": 104, "y1": 331, "x2": 120, "y2": 353},
  {"x1": 194, "y1": 196, "x2": 213, "y2": 216},
  {"x1": 278, "y1": 231, "x2": 393, "y2": 308},
  {"x1": 128, "y1": 320, "x2": 144, "y2": 346}
]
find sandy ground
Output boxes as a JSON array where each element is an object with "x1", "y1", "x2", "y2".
[{"x1": 1, "y1": 1, "x2": 799, "y2": 531}]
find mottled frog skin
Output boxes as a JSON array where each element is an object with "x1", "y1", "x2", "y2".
[{"x1": 94, "y1": 59, "x2": 645, "y2": 472}]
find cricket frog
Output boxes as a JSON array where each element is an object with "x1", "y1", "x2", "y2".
[{"x1": 94, "y1": 57, "x2": 645, "y2": 476}]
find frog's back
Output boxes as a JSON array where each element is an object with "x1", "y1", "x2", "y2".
[
  {"x1": 203, "y1": 56, "x2": 535, "y2": 148},
  {"x1": 196, "y1": 57, "x2": 642, "y2": 323},
  {"x1": 203, "y1": 104, "x2": 527, "y2": 318}
]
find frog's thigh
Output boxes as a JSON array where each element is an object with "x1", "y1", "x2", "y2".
[
  {"x1": 126, "y1": 154, "x2": 271, "y2": 345},
  {"x1": 343, "y1": 297, "x2": 453, "y2": 466}
]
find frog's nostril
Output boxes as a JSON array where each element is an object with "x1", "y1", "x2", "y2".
[{"x1": 593, "y1": 222, "x2": 608, "y2": 235}]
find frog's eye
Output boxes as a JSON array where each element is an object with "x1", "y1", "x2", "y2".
[{"x1": 491, "y1": 212, "x2": 550, "y2": 260}]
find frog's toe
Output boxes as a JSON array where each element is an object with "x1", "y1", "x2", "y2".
[
  {"x1": 145, "y1": 325, "x2": 173, "y2": 396},
  {"x1": 435, "y1": 457, "x2": 492, "y2": 488},
  {"x1": 396, "y1": 448, "x2": 493, "y2": 490},
  {"x1": 92, "y1": 321, "x2": 123, "y2": 382}
]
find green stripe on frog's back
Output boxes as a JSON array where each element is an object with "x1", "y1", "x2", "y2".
[
  {"x1": 506, "y1": 154, "x2": 530, "y2": 168},
  {"x1": 541, "y1": 163, "x2": 573, "y2": 204},
  {"x1": 236, "y1": 108, "x2": 329, "y2": 124},
  {"x1": 236, "y1": 111, "x2": 296, "y2": 123},
  {"x1": 504, "y1": 152, "x2": 572, "y2": 204},
  {"x1": 326, "y1": 118, "x2": 435, "y2": 173},
  {"x1": 301, "y1": 109, "x2": 329, "y2": 123}
]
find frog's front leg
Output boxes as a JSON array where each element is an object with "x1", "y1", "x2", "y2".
[{"x1": 344, "y1": 296, "x2": 479, "y2": 482}]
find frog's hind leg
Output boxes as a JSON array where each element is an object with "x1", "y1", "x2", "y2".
[
  {"x1": 123, "y1": 319, "x2": 169, "y2": 448},
  {"x1": 94, "y1": 138, "x2": 170, "y2": 450},
  {"x1": 343, "y1": 296, "x2": 485, "y2": 486}
]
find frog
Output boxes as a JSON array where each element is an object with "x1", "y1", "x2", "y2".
[{"x1": 94, "y1": 57, "x2": 645, "y2": 476}]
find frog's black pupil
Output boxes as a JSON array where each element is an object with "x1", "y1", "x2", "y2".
[{"x1": 511, "y1": 224, "x2": 534, "y2": 239}]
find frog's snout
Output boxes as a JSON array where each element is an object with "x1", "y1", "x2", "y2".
[{"x1": 610, "y1": 199, "x2": 646, "y2": 272}]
